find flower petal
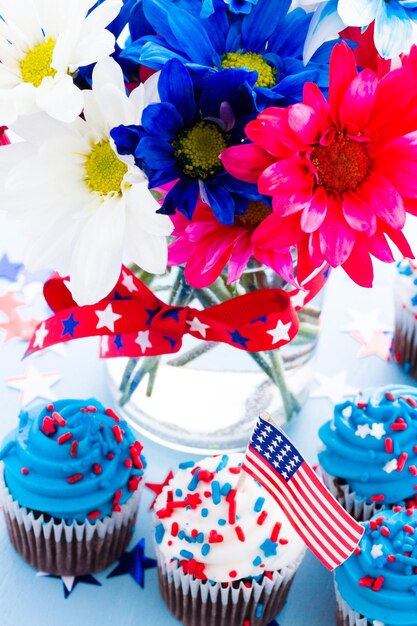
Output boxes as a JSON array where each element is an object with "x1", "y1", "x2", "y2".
[
  {"x1": 300, "y1": 188, "x2": 328, "y2": 232},
  {"x1": 342, "y1": 236, "x2": 374, "y2": 287},
  {"x1": 258, "y1": 157, "x2": 314, "y2": 196},
  {"x1": 328, "y1": 42, "x2": 358, "y2": 125},
  {"x1": 319, "y1": 196, "x2": 356, "y2": 266},
  {"x1": 220, "y1": 143, "x2": 276, "y2": 184},
  {"x1": 339, "y1": 68, "x2": 378, "y2": 135},
  {"x1": 253, "y1": 212, "x2": 304, "y2": 249},
  {"x1": 288, "y1": 103, "x2": 324, "y2": 145}
]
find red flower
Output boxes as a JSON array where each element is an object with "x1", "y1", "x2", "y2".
[{"x1": 221, "y1": 42, "x2": 417, "y2": 287}]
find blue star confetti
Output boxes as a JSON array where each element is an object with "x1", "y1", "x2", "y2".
[
  {"x1": 0, "y1": 254, "x2": 23, "y2": 282},
  {"x1": 37, "y1": 572, "x2": 101, "y2": 598},
  {"x1": 107, "y1": 538, "x2": 157, "y2": 588}
]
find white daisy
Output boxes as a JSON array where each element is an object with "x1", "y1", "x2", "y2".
[
  {"x1": 0, "y1": 57, "x2": 172, "y2": 305},
  {"x1": 0, "y1": 0, "x2": 123, "y2": 124}
]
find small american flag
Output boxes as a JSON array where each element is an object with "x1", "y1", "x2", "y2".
[{"x1": 242, "y1": 413, "x2": 364, "y2": 570}]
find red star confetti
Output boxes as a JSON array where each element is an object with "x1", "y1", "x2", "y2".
[
  {"x1": 0, "y1": 291, "x2": 39, "y2": 343},
  {"x1": 145, "y1": 471, "x2": 174, "y2": 510},
  {"x1": 6, "y1": 364, "x2": 61, "y2": 406},
  {"x1": 352, "y1": 331, "x2": 392, "y2": 361}
]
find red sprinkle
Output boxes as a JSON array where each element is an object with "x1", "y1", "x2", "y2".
[
  {"x1": 124, "y1": 459, "x2": 133, "y2": 468},
  {"x1": 112, "y1": 505, "x2": 122, "y2": 513},
  {"x1": 107, "y1": 453, "x2": 115, "y2": 460},
  {"x1": 171, "y1": 522, "x2": 179, "y2": 537},
  {"x1": 52, "y1": 411, "x2": 66, "y2": 427},
  {"x1": 229, "y1": 570, "x2": 237, "y2": 578},
  {"x1": 385, "y1": 392, "x2": 395, "y2": 402},
  {"x1": 354, "y1": 546, "x2": 361, "y2": 555},
  {"x1": 404, "y1": 524, "x2": 415, "y2": 534},
  {"x1": 87, "y1": 510, "x2": 101, "y2": 520},
  {"x1": 67, "y1": 473, "x2": 83, "y2": 484},
  {"x1": 385, "y1": 438, "x2": 393, "y2": 454},
  {"x1": 372, "y1": 576, "x2": 384, "y2": 592},
  {"x1": 191, "y1": 529, "x2": 199, "y2": 538},
  {"x1": 409, "y1": 466, "x2": 417, "y2": 476},
  {"x1": 41, "y1": 416, "x2": 56, "y2": 436},
  {"x1": 228, "y1": 467, "x2": 241, "y2": 474},
  {"x1": 112, "y1": 425, "x2": 123, "y2": 443},
  {"x1": 105, "y1": 408, "x2": 120, "y2": 422},
  {"x1": 279, "y1": 538, "x2": 289, "y2": 545},
  {"x1": 21, "y1": 467, "x2": 29, "y2": 475},
  {"x1": 393, "y1": 505, "x2": 404, "y2": 512},
  {"x1": 235, "y1": 526, "x2": 245, "y2": 542},
  {"x1": 271, "y1": 522, "x2": 282, "y2": 543},
  {"x1": 198, "y1": 469, "x2": 214, "y2": 482},
  {"x1": 359, "y1": 576, "x2": 374, "y2": 587},
  {"x1": 406, "y1": 397, "x2": 417, "y2": 408},
  {"x1": 86, "y1": 405, "x2": 97, "y2": 412},
  {"x1": 130, "y1": 444, "x2": 143, "y2": 469},
  {"x1": 208, "y1": 530, "x2": 224, "y2": 544},
  {"x1": 357, "y1": 402, "x2": 367, "y2": 409},
  {"x1": 387, "y1": 555, "x2": 396, "y2": 563},
  {"x1": 128, "y1": 476, "x2": 141, "y2": 492},
  {"x1": 46, "y1": 404, "x2": 54, "y2": 411},
  {"x1": 397, "y1": 452, "x2": 408, "y2": 472},
  {"x1": 414, "y1": 446, "x2": 417, "y2": 454},
  {"x1": 93, "y1": 463, "x2": 102, "y2": 475},
  {"x1": 226, "y1": 489, "x2": 237, "y2": 525},
  {"x1": 391, "y1": 422, "x2": 407, "y2": 431},
  {"x1": 371, "y1": 494, "x2": 385, "y2": 502},
  {"x1": 257, "y1": 511, "x2": 268, "y2": 526},
  {"x1": 113, "y1": 489, "x2": 123, "y2": 505},
  {"x1": 380, "y1": 526, "x2": 390, "y2": 537},
  {"x1": 70, "y1": 440, "x2": 78, "y2": 458},
  {"x1": 57, "y1": 432, "x2": 72, "y2": 445}
]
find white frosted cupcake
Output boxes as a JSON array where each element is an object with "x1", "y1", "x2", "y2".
[{"x1": 153, "y1": 453, "x2": 305, "y2": 626}]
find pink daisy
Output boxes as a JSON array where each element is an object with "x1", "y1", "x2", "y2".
[
  {"x1": 168, "y1": 200, "x2": 299, "y2": 289},
  {"x1": 221, "y1": 42, "x2": 417, "y2": 287}
]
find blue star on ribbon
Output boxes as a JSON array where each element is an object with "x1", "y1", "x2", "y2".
[
  {"x1": 161, "y1": 308, "x2": 181, "y2": 321},
  {"x1": 323, "y1": 265, "x2": 331, "y2": 279},
  {"x1": 251, "y1": 315, "x2": 267, "y2": 324},
  {"x1": 114, "y1": 334, "x2": 124, "y2": 350},
  {"x1": 37, "y1": 573, "x2": 101, "y2": 599},
  {"x1": 164, "y1": 336, "x2": 177, "y2": 350},
  {"x1": 228, "y1": 329, "x2": 250, "y2": 348},
  {"x1": 107, "y1": 538, "x2": 157, "y2": 588},
  {"x1": 61, "y1": 312, "x2": 80, "y2": 337},
  {"x1": 0, "y1": 254, "x2": 23, "y2": 282},
  {"x1": 113, "y1": 290, "x2": 131, "y2": 301},
  {"x1": 145, "y1": 307, "x2": 160, "y2": 325}
]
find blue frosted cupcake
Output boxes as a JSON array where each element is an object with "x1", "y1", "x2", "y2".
[
  {"x1": 335, "y1": 507, "x2": 417, "y2": 626},
  {"x1": 0, "y1": 398, "x2": 146, "y2": 575},
  {"x1": 393, "y1": 259, "x2": 417, "y2": 378},
  {"x1": 319, "y1": 385, "x2": 417, "y2": 521}
]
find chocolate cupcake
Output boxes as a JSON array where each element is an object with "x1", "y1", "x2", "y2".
[
  {"x1": 335, "y1": 507, "x2": 417, "y2": 626},
  {"x1": 0, "y1": 398, "x2": 146, "y2": 576},
  {"x1": 153, "y1": 452, "x2": 305, "y2": 626},
  {"x1": 393, "y1": 258, "x2": 417, "y2": 378},
  {"x1": 319, "y1": 385, "x2": 417, "y2": 521}
]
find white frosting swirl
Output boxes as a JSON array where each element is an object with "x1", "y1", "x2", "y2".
[{"x1": 153, "y1": 453, "x2": 305, "y2": 582}]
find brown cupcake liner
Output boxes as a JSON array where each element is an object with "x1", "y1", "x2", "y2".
[
  {"x1": 156, "y1": 546, "x2": 305, "y2": 626},
  {"x1": 1, "y1": 472, "x2": 142, "y2": 576},
  {"x1": 334, "y1": 582, "x2": 378, "y2": 626},
  {"x1": 322, "y1": 471, "x2": 387, "y2": 523},
  {"x1": 392, "y1": 304, "x2": 417, "y2": 379}
]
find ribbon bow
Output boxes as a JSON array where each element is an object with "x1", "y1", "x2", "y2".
[{"x1": 27, "y1": 265, "x2": 329, "y2": 358}]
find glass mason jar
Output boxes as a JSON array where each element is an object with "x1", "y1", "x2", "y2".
[{"x1": 106, "y1": 264, "x2": 323, "y2": 454}]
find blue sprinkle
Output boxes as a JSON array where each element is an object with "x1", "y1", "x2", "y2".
[
  {"x1": 155, "y1": 524, "x2": 165, "y2": 545},
  {"x1": 254, "y1": 497, "x2": 265, "y2": 513},
  {"x1": 260, "y1": 538, "x2": 278, "y2": 557},
  {"x1": 201, "y1": 544, "x2": 211, "y2": 556},
  {"x1": 187, "y1": 472, "x2": 200, "y2": 492},
  {"x1": 175, "y1": 488, "x2": 183, "y2": 497},
  {"x1": 197, "y1": 532, "x2": 204, "y2": 544},
  {"x1": 221, "y1": 482, "x2": 232, "y2": 496},
  {"x1": 180, "y1": 549, "x2": 194, "y2": 559},
  {"x1": 252, "y1": 556, "x2": 262, "y2": 567},
  {"x1": 405, "y1": 362, "x2": 412, "y2": 374},
  {"x1": 218, "y1": 519, "x2": 226, "y2": 526},
  {"x1": 201, "y1": 508, "x2": 209, "y2": 518},
  {"x1": 255, "y1": 604, "x2": 264, "y2": 619},
  {"x1": 178, "y1": 530, "x2": 186, "y2": 540},
  {"x1": 216, "y1": 454, "x2": 229, "y2": 472},
  {"x1": 179, "y1": 461, "x2": 195, "y2": 469},
  {"x1": 212, "y1": 481, "x2": 221, "y2": 504}
]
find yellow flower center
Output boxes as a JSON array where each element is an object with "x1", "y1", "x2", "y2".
[
  {"x1": 20, "y1": 38, "x2": 57, "y2": 88},
  {"x1": 221, "y1": 52, "x2": 277, "y2": 88},
  {"x1": 173, "y1": 121, "x2": 227, "y2": 179},
  {"x1": 235, "y1": 201, "x2": 272, "y2": 228},
  {"x1": 84, "y1": 140, "x2": 128, "y2": 196}
]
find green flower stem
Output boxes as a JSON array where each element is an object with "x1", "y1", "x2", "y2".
[
  {"x1": 167, "y1": 341, "x2": 217, "y2": 367},
  {"x1": 269, "y1": 349, "x2": 300, "y2": 420}
]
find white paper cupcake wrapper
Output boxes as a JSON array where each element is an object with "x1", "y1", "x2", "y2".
[
  {"x1": 322, "y1": 470, "x2": 385, "y2": 522},
  {"x1": 335, "y1": 581, "x2": 384, "y2": 626},
  {"x1": 155, "y1": 543, "x2": 305, "y2": 626},
  {"x1": 0, "y1": 468, "x2": 143, "y2": 575}
]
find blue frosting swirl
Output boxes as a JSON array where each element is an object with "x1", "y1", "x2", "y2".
[
  {"x1": 319, "y1": 385, "x2": 417, "y2": 505},
  {"x1": 336, "y1": 508, "x2": 417, "y2": 626},
  {"x1": 0, "y1": 399, "x2": 146, "y2": 523}
]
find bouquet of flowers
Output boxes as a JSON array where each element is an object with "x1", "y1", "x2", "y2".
[{"x1": 1, "y1": 0, "x2": 416, "y2": 426}]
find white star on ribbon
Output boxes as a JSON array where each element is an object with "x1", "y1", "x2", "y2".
[
  {"x1": 33, "y1": 322, "x2": 49, "y2": 349},
  {"x1": 121, "y1": 271, "x2": 138, "y2": 293},
  {"x1": 290, "y1": 290, "x2": 308, "y2": 308},
  {"x1": 186, "y1": 316, "x2": 210, "y2": 338},
  {"x1": 101, "y1": 336, "x2": 110, "y2": 355},
  {"x1": 95, "y1": 304, "x2": 122, "y2": 333},
  {"x1": 267, "y1": 320, "x2": 292, "y2": 344},
  {"x1": 135, "y1": 330, "x2": 152, "y2": 353},
  {"x1": 7, "y1": 364, "x2": 61, "y2": 406}
]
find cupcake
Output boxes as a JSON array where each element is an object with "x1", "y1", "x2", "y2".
[
  {"x1": 153, "y1": 452, "x2": 305, "y2": 626},
  {"x1": 393, "y1": 258, "x2": 417, "y2": 378},
  {"x1": 0, "y1": 398, "x2": 146, "y2": 576},
  {"x1": 319, "y1": 385, "x2": 417, "y2": 521},
  {"x1": 335, "y1": 507, "x2": 417, "y2": 626}
]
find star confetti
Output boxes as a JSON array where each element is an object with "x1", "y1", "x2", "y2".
[
  {"x1": 107, "y1": 538, "x2": 157, "y2": 588},
  {"x1": 310, "y1": 371, "x2": 358, "y2": 405},
  {"x1": 341, "y1": 309, "x2": 392, "y2": 343},
  {"x1": 0, "y1": 254, "x2": 23, "y2": 282},
  {"x1": 36, "y1": 572, "x2": 101, "y2": 599},
  {"x1": 352, "y1": 331, "x2": 392, "y2": 361},
  {"x1": 6, "y1": 364, "x2": 61, "y2": 406},
  {"x1": 145, "y1": 471, "x2": 174, "y2": 510},
  {"x1": 0, "y1": 291, "x2": 39, "y2": 343}
]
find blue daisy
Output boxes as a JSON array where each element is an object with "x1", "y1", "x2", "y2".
[
  {"x1": 120, "y1": 0, "x2": 333, "y2": 107},
  {"x1": 111, "y1": 59, "x2": 262, "y2": 225}
]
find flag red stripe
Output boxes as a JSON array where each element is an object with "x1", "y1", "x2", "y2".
[
  {"x1": 242, "y1": 462, "x2": 335, "y2": 571},
  {"x1": 243, "y1": 453, "x2": 342, "y2": 569},
  {"x1": 248, "y1": 448, "x2": 358, "y2": 558}
]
